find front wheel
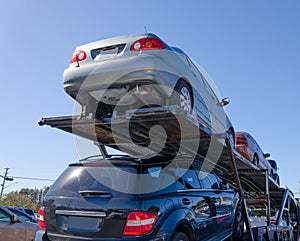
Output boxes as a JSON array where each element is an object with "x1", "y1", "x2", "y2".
[{"x1": 169, "y1": 232, "x2": 190, "y2": 241}]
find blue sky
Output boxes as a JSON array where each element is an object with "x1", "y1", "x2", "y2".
[{"x1": 0, "y1": 1, "x2": 299, "y2": 196}]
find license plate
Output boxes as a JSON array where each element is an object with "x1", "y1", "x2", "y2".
[
  {"x1": 92, "y1": 44, "x2": 125, "y2": 60},
  {"x1": 56, "y1": 215, "x2": 104, "y2": 232}
]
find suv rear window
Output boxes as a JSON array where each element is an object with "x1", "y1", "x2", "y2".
[
  {"x1": 47, "y1": 161, "x2": 178, "y2": 196},
  {"x1": 23, "y1": 208, "x2": 35, "y2": 217}
]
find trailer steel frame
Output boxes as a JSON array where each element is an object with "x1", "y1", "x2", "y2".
[{"x1": 39, "y1": 106, "x2": 299, "y2": 241}]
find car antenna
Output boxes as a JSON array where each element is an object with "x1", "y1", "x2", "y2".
[{"x1": 144, "y1": 26, "x2": 148, "y2": 34}]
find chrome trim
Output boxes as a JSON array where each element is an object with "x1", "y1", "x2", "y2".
[
  {"x1": 55, "y1": 210, "x2": 106, "y2": 218},
  {"x1": 176, "y1": 189, "x2": 224, "y2": 192}
]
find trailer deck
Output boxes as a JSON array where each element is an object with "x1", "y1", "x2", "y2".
[{"x1": 39, "y1": 105, "x2": 299, "y2": 241}]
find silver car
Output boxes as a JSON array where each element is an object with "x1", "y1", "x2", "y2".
[{"x1": 63, "y1": 33, "x2": 234, "y2": 141}]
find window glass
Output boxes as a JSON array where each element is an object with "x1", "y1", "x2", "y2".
[
  {"x1": 190, "y1": 59, "x2": 222, "y2": 102},
  {"x1": 12, "y1": 210, "x2": 31, "y2": 222},
  {"x1": 198, "y1": 172, "x2": 220, "y2": 189},
  {"x1": 47, "y1": 164, "x2": 138, "y2": 197},
  {"x1": 0, "y1": 210, "x2": 11, "y2": 222},
  {"x1": 147, "y1": 167, "x2": 162, "y2": 177},
  {"x1": 48, "y1": 162, "x2": 178, "y2": 196},
  {"x1": 247, "y1": 134, "x2": 256, "y2": 146},
  {"x1": 140, "y1": 165, "x2": 177, "y2": 193},
  {"x1": 268, "y1": 160, "x2": 277, "y2": 169},
  {"x1": 199, "y1": 174, "x2": 212, "y2": 189},
  {"x1": 194, "y1": 199, "x2": 211, "y2": 218},
  {"x1": 186, "y1": 57, "x2": 208, "y2": 86},
  {"x1": 215, "y1": 197, "x2": 233, "y2": 216},
  {"x1": 207, "y1": 173, "x2": 220, "y2": 189},
  {"x1": 177, "y1": 168, "x2": 201, "y2": 189},
  {"x1": 23, "y1": 208, "x2": 35, "y2": 217},
  {"x1": 202, "y1": 75, "x2": 216, "y2": 98}
]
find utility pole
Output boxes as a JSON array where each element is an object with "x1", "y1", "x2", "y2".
[{"x1": 0, "y1": 168, "x2": 13, "y2": 200}]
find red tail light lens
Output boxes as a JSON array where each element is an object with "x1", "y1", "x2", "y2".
[
  {"x1": 70, "y1": 50, "x2": 87, "y2": 64},
  {"x1": 123, "y1": 211, "x2": 158, "y2": 236},
  {"x1": 38, "y1": 206, "x2": 46, "y2": 229},
  {"x1": 130, "y1": 37, "x2": 166, "y2": 51},
  {"x1": 236, "y1": 137, "x2": 247, "y2": 145}
]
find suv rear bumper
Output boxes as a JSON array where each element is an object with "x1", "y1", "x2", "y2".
[{"x1": 35, "y1": 230, "x2": 169, "y2": 241}]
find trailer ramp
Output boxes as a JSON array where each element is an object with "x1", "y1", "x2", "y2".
[{"x1": 39, "y1": 106, "x2": 213, "y2": 156}]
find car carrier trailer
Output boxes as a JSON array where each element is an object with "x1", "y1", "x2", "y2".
[{"x1": 39, "y1": 106, "x2": 300, "y2": 241}]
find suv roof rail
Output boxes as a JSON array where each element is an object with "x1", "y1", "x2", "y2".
[
  {"x1": 78, "y1": 154, "x2": 131, "y2": 162},
  {"x1": 77, "y1": 153, "x2": 181, "y2": 165}
]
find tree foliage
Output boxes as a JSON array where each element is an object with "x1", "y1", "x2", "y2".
[{"x1": 0, "y1": 186, "x2": 50, "y2": 213}]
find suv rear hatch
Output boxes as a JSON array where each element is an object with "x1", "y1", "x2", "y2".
[
  {"x1": 43, "y1": 157, "x2": 172, "y2": 240},
  {"x1": 44, "y1": 159, "x2": 143, "y2": 240}
]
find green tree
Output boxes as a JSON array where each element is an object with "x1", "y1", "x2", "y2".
[{"x1": 1, "y1": 186, "x2": 50, "y2": 213}]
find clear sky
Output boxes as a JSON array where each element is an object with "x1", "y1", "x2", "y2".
[{"x1": 0, "y1": 1, "x2": 299, "y2": 196}]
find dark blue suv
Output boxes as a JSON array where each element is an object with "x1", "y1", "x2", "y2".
[{"x1": 36, "y1": 155, "x2": 239, "y2": 241}]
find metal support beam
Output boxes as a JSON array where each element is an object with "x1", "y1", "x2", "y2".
[
  {"x1": 265, "y1": 169, "x2": 271, "y2": 226},
  {"x1": 225, "y1": 135, "x2": 255, "y2": 241},
  {"x1": 276, "y1": 189, "x2": 289, "y2": 225},
  {"x1": 93, "y1": 142, "x2": 108, "y2": 158}
]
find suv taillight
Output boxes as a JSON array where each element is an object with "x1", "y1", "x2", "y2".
[
  {"x1": 70, "y1": 50, "x2": 87, "y2": 64},
  {"x1": 130, "y1": 37, "x2": 166, "y2": 51},
  {"x1": 38, "y1": 206, "x2": 46, "y2": 229},
  {"x1": 123, "y1": 211, "x2": 158, "y2": 236}
]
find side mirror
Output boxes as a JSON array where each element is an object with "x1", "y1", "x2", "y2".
[
  {"x1": 264, "y1": 153, "x2": 271, "y2": 158},
  {"x1": 220, "y1": 181, "x2": 230, "y2": 190},
  {"x1": 221, "y1": 97, "x2": 230, "y2": 107},
  {"x1": 11, "y1": 214, "x2": 19, "y2": 223}
]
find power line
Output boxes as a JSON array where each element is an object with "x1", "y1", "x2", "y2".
[
  {"x1": 12, "y1": 176, "x2": 55, "y2": 182},
  {"x1": 0, "y1": 168, "x2": 55, "y2": 199}
]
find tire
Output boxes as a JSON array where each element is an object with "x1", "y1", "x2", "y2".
[
  {"x1": 232, "y1": 201, "x2": 246, "y2": 241},
  {"x1": 253, "y1": 154, "x2": 259, "y2": 167},
  {"x1": 172, "y1": 80, "x2": 193, "y2": 113},
  {"x1": 228, "y1": 129, "x2": 236, "y2": 149},
  {"x1": 95, "y1": 101, "x2": 114, "y2": 119},
  {"x1": 169, "y1": 232, "x2": 190, "y2": 241}
]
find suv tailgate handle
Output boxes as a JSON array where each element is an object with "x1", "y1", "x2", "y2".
[
  {"x1": 182, "y1": 198, "x2": 191, "y2": 205},
  {"x1": 55, "y1": 210, "x2": 106, "y2": 218}
]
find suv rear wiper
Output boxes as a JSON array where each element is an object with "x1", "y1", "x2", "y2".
[{"x1": 79, "y1": 190, "x2": 112, "y2": 196}]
